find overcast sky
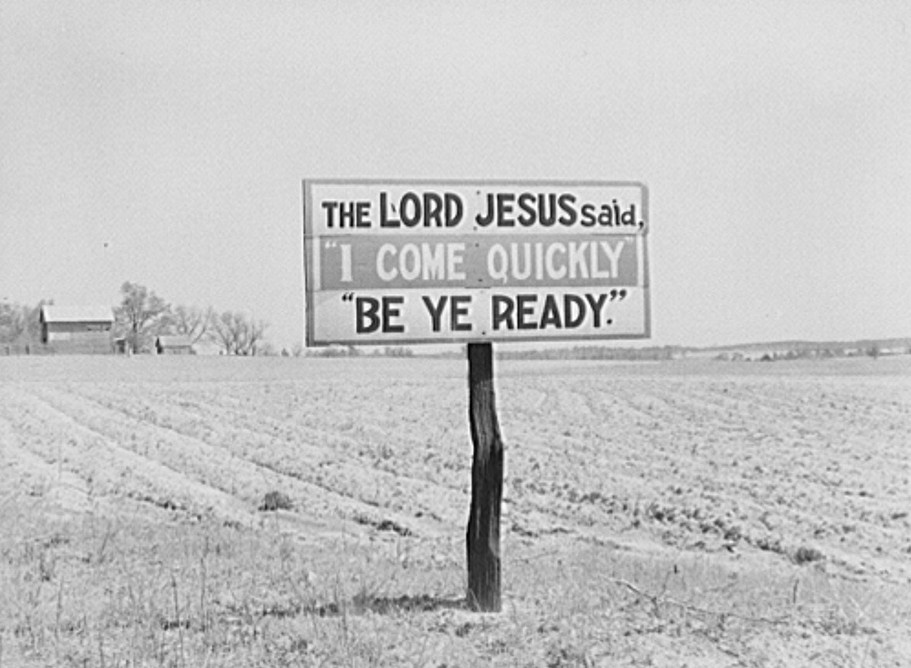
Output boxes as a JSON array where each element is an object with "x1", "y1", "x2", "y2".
[{"x1": 2, "y1": 1, "x2": 909, "y2": 349}]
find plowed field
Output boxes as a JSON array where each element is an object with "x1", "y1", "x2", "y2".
[{"x1": 1, "y1": 356, "x2": 909, "y2": 666}]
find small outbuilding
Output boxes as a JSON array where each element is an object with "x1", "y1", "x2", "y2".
[
  {"x1": 155, "y1": 335, "x2": 194, "y2": 355},
  {"x1": 39, "y1": 305, "x2": 114, "y2": 354}
]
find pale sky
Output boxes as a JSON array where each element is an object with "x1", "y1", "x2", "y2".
[{"x1": 2, "y1": 1, "x2": 909, "y2": 349}]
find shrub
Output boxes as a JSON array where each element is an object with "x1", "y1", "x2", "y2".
[
  {"x1": 259, "y1": 490, "x2": 293, "y2": 511},
  {"x1": 793, "y1": 545, "x2": 825, "y2": 565}
]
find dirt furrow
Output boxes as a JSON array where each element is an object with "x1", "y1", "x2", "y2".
[
  {"x1": 0, "y1": 411, "x2": 94, "y2": 513},
  {"x1": 1, "y1": 388, "x2": 254, "y2": 524},
  {"x1": 26, "y1": 385, "x2": 465, "y2": 535},
  {"x1": 72, "y1": 380, "x2": 470, "y2": 496}
]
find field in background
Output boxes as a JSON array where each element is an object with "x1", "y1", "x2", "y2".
[{"x1": 1, "y1": 356, "x2": 909, "y2": 666}]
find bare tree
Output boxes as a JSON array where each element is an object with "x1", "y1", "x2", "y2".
[
  {"x1": 243, "y1": 317, "x2": 268, "y2": 356},
  {"x1": 171, "y1": 305, "x2": 214, "y2": 344},
  {"x1": 213, "y1": 311, "x2": 268, "y2": 355},
  {"x1": 0, "y1": 302, "x2": 27, "y2": 344},
  {"x1": 213, "y1": 311, "x2": 240, "y2": 355},
  {"x1": 0, "y1": 299, "x2": 52, "y2": 346},
  {"x1": 114, "y1": 282, "x2": 170, "y2": 353}
]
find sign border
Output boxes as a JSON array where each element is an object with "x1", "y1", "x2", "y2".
[{"x1": 303, "y1": 179, "x2": 650, "y2": 347}]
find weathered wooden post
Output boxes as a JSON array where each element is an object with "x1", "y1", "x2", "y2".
[{"x1": 466, "y1": 341, "x2": 503, "y2": 611}]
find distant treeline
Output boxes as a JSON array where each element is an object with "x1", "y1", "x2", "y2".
[
  {"x1": 291, "y1": 339, "x2": 911, "y2": 361},
  {"x1": 497, "y1": 345, "x2": 686, "y2": 361},
  {"x1": 721, "y1": 344, "x2": 909, "y2": 362},
  {"x1": 305, "y1": 346, "x2": 414, "y2": 358},
  {"x1": 430, "y1": 340, "x2": 910, "y2": 362},
  {"x1": 704, "y1": 338, "x2": 911, "y2": 357},
  {"x1": 496, "y1": 341, "x2": 909, "y2": 362}
]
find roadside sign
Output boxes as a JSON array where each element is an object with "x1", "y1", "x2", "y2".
[
  {"x1": 302, "y1": 178, "x2": 652, "y2": 610},
  {"x1": 303, "y1": 180, "x2": 649, "y2": 346}
]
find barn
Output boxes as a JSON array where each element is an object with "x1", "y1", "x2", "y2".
[
  {"x1": 39, "y1": 305, "x2": 114, "y2": 354},
  {"x1": 155, "y1": 335, "x2": 194, "y2": 355}
]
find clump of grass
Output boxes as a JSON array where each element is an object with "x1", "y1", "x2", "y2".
[
  {"x1": 258, "y1": 491, "x2": 293, "y2": 512},
  {"x1": 792, "y1": 545, "x2": 825, "y2": 565}
]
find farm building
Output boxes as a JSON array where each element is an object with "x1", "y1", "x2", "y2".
[
  {"x1": 39, "y1": 305, "x2": 114, "y2": 354},
  {"x1": 155, "y1": 335, "x2": 194, "y2": 355}
]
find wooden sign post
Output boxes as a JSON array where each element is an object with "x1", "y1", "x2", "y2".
[
  {"x1": 303, "y1": 179, "x2": 649, "y2": 614},
  {"x1": 466, "y1": 342, "x2": 503, "y2": 611}
]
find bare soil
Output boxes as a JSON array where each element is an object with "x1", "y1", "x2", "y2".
[{"x1": 1, "y1": 355, "x2": 909, "y2": 666}]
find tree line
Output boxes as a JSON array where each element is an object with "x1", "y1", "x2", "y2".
[{"x1": 0, "y1": 281, "x2": 269, "y2": 356}]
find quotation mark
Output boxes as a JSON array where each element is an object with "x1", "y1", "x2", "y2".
[
  {"x1": 341, "y1": 292, "x2": 355, "y2": 302},
  {"x1": 600, "y1": 289, "x2": 628, "y2": 327}
]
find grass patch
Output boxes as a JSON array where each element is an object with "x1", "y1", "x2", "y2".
[{"x1": 1, "y1": 495, "x2": 908, "y2": 666}]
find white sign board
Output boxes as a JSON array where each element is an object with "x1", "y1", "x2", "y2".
[{"x1": 303, "y1": 180, "x2": 650, "y2": 345}]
